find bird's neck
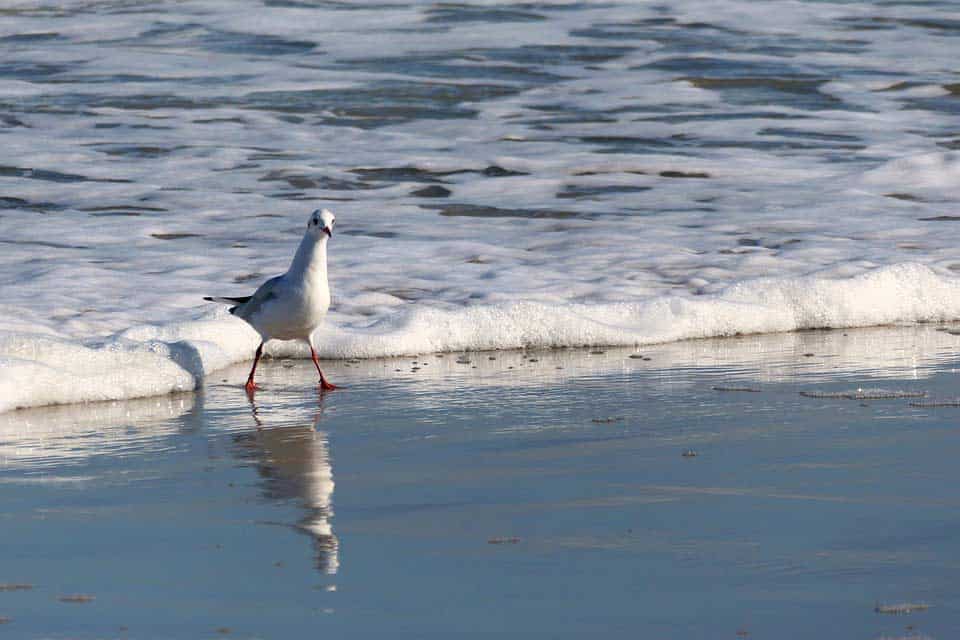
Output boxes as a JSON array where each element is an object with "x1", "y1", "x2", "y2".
[{"x1": 288, "y1": 234, "x2": 328, "y2": 283}]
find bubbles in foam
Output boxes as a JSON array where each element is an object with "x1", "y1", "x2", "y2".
[{"x1": 3, "y1": 1, "x2": 960, "y2": 411}]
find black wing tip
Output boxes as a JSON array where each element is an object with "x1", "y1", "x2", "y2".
[
  {"x1": 204, "y1": 296, "x2": 238, "y2": 313},
  {"x1": 204, "y1": 295, "x2": 252, "y2": 311}
]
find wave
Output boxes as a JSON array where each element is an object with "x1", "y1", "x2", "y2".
[{"x1": 2, "y1": 263, "x2": 959, "y2": 413}]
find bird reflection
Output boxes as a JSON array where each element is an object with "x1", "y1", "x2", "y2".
[{"x1": 234, "y1": 395, "x2": 339, "y2": 575}]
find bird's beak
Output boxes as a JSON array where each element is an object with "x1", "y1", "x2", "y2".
[{"x1": 322, "y1": 226, "x2": 332, "y2": 238}]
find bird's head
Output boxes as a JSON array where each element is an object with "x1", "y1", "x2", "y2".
[{"x1": 307, "y1": 208, "x2": 335, "y2": 239}]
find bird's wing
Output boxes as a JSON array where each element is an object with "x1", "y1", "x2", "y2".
[{"x1": 231, "y1": 275, "x2": 283, "y2": 320}]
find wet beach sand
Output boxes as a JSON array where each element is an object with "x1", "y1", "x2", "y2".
[{"x1": 3, "y1": 325, "x2": 960, "y2": 639}]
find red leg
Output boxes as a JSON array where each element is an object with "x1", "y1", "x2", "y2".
[
  {"x1": 310, "y1": 346, "x2": 337, "y2": 391},
  {"x1": 245, "y1": 342, "x2": 264, "y2": 394}
]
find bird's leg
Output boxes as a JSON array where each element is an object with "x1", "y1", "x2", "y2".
[
  {"x1": 245, "y1": 342, "x2": 264, "y2": 394},
  {"x1": 310, "y1": 346, "x2": 337, "y2": 391}
]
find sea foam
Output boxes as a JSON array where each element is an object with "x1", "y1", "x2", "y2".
[
  {"x1": 3, "y1": 1, "x2": 960, "y2": 412},
  {"x1": 3, "y1": 263, "x2": 959, "y2": 412}
]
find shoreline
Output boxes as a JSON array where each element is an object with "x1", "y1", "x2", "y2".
[
  {"x1": 5, "y1": 261, "x2": 960, "y2": 414},
  {"x1": 0, "y1": 321, "x2": 960, "y2": 416}
]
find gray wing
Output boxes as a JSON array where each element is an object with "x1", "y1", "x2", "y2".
[{"x1": 232, "y1": 275, "x2": 283, "y2": 321}]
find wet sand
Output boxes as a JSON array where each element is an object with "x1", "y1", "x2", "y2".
[{"x1": 3, "y1": 325, "x2": 960, "y2": 638}]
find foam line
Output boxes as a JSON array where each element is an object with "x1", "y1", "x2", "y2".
[{"x1": 3, "y1": 263, "x2": 959, "y2": 412}]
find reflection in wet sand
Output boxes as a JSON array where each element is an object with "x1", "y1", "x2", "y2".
[
  {"x1": 233, "y1": 399, "x2": 339, "y2": 575},
  {"x1": 0, "y1": 393, "x2": 195, "y2": 470}
]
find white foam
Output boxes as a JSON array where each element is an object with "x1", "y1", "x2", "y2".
[
  {"x1": 4, "y1": 1, "x2": 960, "y2": 411},
  {"x1": 0, "y1": 332, "x2": 195, "y2": 412},
  {"x1": 4, "y1": 263, "x2": 960, "y2": 412},
  {"x1": 862, "y1": 152, "x2": 960, "y2": 192}
]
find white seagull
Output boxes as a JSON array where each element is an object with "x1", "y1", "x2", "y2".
[{"x1": 205, "y1": 208, "x2": 338, "y2": 394}]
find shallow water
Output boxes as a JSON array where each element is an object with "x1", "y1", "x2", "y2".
[
  {"x1": 2, "y1": 327, "x2": 960, "y2": 637},
  {"x1": 3, "y1": 0, "x2": 960, "y2": 409}
]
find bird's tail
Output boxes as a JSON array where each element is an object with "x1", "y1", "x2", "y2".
[
  {"x1": 204, "y1": 295, "x2": 251, "y2": 315},
  {"x1": 204, "y1": 296, "x2": 250, "y2": 305}
]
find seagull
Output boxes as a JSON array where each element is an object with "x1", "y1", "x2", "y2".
[{"x1": 205, "y1": 208, "x2": 338, "y2": 394}]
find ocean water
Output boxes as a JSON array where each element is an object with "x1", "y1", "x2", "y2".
[
  {"x1": 2, "y1": 0, "x2": 960, "y2": 410},
  {"x1": 3, "y1": 331, "x2": 960, "y2": 638}
]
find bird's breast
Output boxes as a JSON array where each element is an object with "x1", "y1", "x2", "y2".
[
  {"x1": 299, "y1": 279, "x2": 331, "y2": 314},
  {"x1": 249, "y1": 279, "x2": 329, "y2": 341}
]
